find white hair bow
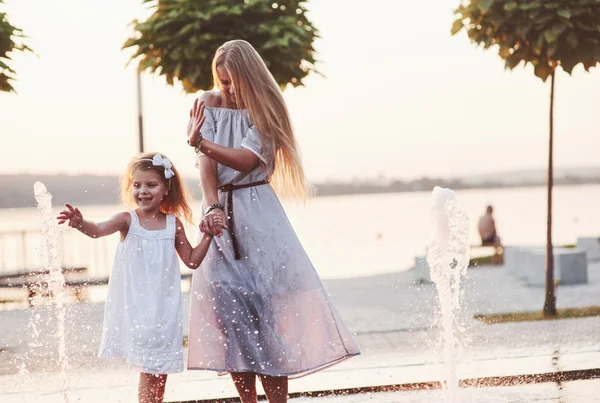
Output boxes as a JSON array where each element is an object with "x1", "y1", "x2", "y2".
[{"x1": 152, "y1": 154, "x2": 175, "y2": 179}]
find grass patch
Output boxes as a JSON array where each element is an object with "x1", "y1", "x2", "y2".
[
  {"x1": 469, "y1": 254, "x2": 503, "y2": 267},
  {"x1": 474, "y1": 306, "x2": 600, "y2": 324}
]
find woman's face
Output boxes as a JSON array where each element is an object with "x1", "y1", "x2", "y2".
[{"x1": 216, "y1": 65, "x2": 236, "y2": 107}]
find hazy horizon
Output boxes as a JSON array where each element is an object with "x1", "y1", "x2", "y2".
[
  {"x1": 3, "y1": 164, "x2": 600, "y2": 182},
  {"x1": 2, "y1": 0, "x2": 599, "y2": 183}
]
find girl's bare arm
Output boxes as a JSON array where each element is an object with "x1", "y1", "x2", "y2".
[
  {"x1": 57, "y1": 204, "x2": 130, "y2": 239},
  {"x1": 174, "y1": 218, "x2": 214, "y2": 269}
]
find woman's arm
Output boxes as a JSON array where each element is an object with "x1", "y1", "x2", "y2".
[
  {"x1": 198, "y1": 139, "x2": 260, "y2": 174},
  {"x1": 197, "y1": 155, "x2": 227, "y2": 236},
  {"x1": 57, "y1": 204, "x2": 129, "y2": 239},
  {"x1": 188, "y1": 96, "x2": 261, "y2": 174},
  {"x1": 198, "y1": 156, "x2": 220, "y2": 207},
  {"x1": 174, "y1": 218, "x2": 215, "y2": 269}
]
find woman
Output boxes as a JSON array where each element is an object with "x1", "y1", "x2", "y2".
[{"x1": 186, "y1": 40, "x2": 359, "y2": 403}]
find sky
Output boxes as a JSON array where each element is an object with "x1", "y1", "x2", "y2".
[{"x1": 1, "y1": 0, "x2": 599, "y2": 183}]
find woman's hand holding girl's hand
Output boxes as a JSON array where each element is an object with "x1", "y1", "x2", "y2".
[
  {"x1": 200, "y1": 209, "x2": 227, "y2": 237},
  {"x1": 57, "y1": 203, "x2": 83, "y2": 228},
  {"x1": 187, "y1": 99, "x2": 206, "y2": 147}
]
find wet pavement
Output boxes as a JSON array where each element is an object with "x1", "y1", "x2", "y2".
[
  {"x1": 2, "y1": 347, "x2": 599, "y2": 402},
  {"x1": 288, "y1": 379, "x2": 600, "y2": 403},
  {"x1": 1, "y1": 261, "x2": 600, "y2": 402}
]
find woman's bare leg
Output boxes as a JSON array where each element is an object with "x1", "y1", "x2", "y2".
[
  {"x1": 138, "y1": 373, "x2": 168, "y2": 403},
  {"x1": 231, "y1": 372, "x2": 258, "y2": 403},
  {"x1": 259, "y1": 375, "x2": 288, "y2": 403}
]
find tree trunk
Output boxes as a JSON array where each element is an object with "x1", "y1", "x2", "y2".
[
  {"x1": 543, "y1": 71, "x2": 557, "y2": 318},
  {"x1": 137, "y1": 68, "x2": 145, "y2": 153}
]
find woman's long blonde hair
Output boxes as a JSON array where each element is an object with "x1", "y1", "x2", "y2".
[{"x1": 212, "y1": 40, "x2": 313, "y2": 200}]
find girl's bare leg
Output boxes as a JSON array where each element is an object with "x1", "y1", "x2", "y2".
[
  {"x1": 231, "y1": 372, "x2": 258, "y2": 403},
  {"x1": 259, "y1": 375, "x2": 288, "y2": 403},
  {"x1": 138, "y1": 373, "x2": 168, "y2": 403}
]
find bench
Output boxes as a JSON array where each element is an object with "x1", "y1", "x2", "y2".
[
  {"x1": 0, "y1": 267, "x2": 109, "y2": 306},
  {"x1": 576, "y1": 237, "x2": 600, "y2": 262},
  {"x1": 503, "y1": 246, "x2": 543, "y2": 279},
  {"x1": 413, "y1": 256, "x2": 430, "y2": 282},
  {"x1": 504, "y1": 247, "x2": 588, "y2": 286},
  {"x1": 412, "y1": 243, "x2": 501, "y2": 282},
  {"x1": 470, "y1": 242, "x2": 504, "y2": 264}
]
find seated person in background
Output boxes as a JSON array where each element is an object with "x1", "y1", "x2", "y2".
[{"x1": 478, "y1": 205, "x2": 503, "y2": 262}]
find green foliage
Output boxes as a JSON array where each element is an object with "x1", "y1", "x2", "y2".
[
  {"x1": 469, "y1": 254, "x2": 503, "y2": 266},
  {"x1": 123, "y1": 0, "x2": 319, "y2": 92},
  {"x1": 474, "y1": 305, "x2": 600, "y2": 323},
  {"x1": 0, "y1": 0, "x2": 31, "y2": 93},
  {"x1": 452, "y1": 0, "x2": 600, "y2": 81}
]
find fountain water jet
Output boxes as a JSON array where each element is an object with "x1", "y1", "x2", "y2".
[
  {"x1": 33, "y1": 181, "x2": 70, "y2": 402},
  {"x1": 427, "y1": 186, "x2": 470, "y2": 402}
]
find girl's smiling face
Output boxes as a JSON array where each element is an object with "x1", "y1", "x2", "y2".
[{"x1": 131, "y1": 169, "x2": 167, "y2": 213}]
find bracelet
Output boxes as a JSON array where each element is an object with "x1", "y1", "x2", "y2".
[
  {"x1": 205, "y1": 203, "x2": 224, "y2": 215},
  {"x1": 187, "y1": 131, "x2": 204, "y2": 152}
]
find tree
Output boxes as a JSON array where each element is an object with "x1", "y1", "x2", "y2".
[
  {"x1": 452, "y1": 0, "x2": 600, "y2": 317},
  {"x1": 0, "y1": 0, "x2": 31, "y2": 92},
  {"x1": 123, "y1": 0, "x2": 319, "y2": 93}
]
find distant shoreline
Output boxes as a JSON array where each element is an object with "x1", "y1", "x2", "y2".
[
  {"x1": 2, "y1": 173, "x2": 599, "y2": 210},
  {"x1": 314, "y1": 178, "x2": 600, "y2": 197}
]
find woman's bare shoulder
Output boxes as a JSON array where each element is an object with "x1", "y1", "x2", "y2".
[{"x1": 199, "y1": 91, "x2": 223, "y2": 108}]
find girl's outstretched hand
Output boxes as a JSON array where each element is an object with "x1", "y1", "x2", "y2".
[
  {"x1": 187, "y1": 99, "x2": 206, "y2": 146},
  {"x1": 57, "y1": 203, "x2": 83, "y2": 228}
]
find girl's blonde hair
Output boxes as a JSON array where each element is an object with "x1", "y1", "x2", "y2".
[
  {"x1": 212, "y1": 39, "x2": 313, "y2": 200},
  {"x1": 120, "y1": 152, "x2": 194, "y2": 223}
]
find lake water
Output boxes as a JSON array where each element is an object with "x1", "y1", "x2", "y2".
[{"x1": 0, "y1": 184, "x2": 599, "y2": 280}]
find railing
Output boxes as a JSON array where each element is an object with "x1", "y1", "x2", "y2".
[
  {"x1": 0, "y1": 228, "x2": 114, "y2": 277},
  {"x1": 0, "y1": 223, "x2": 199, "y2": 278}
]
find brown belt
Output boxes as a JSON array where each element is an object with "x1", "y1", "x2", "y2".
[{"x1": 219, "y1": 179, "x2": 270, "y2": 260}]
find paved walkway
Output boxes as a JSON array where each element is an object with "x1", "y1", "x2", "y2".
[
  {"x1": 287, "y1": 379, "x2": 600, "y2": 403},
  {"x1": 1, "y1": 261, "x2": 599, "y2": 402}
]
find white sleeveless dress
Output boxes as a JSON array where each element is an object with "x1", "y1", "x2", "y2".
[{"x1": 98, "y1": 211, "x2": 184, "y2": 374}]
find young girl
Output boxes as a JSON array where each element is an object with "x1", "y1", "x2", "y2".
[
  {"x1": 57, "y1": 152, "x2": 224, "y2": 403},
  {"x1": 185, "y1": 40, "x2": 360, "y2": 403}
]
